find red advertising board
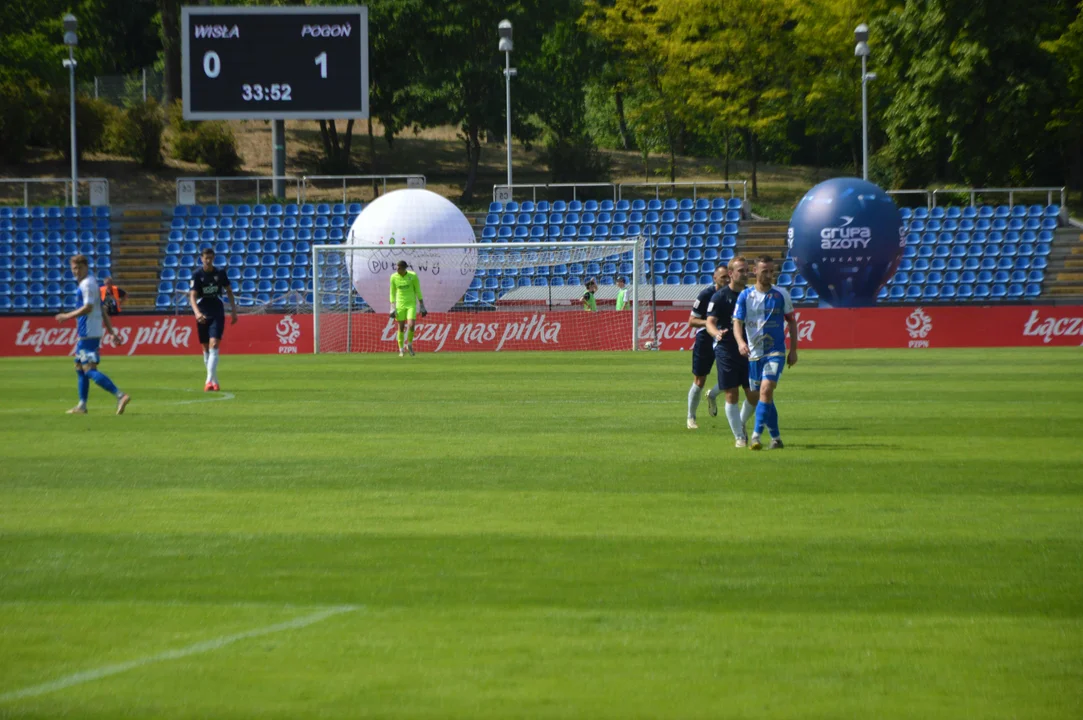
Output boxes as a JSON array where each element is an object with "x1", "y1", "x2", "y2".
[
  {"x1": 339, "y1": 311, "x2": 632, "y2": 352},
  {"x1": 641, "y1": 306, "x2": 1083, "y2": 349},
  {"x1": 2, "y1": 314, "x2": 311, "y2": 357},
  {"x1": 1, "y1": 305, "x2": 1081, "y2": 356}
]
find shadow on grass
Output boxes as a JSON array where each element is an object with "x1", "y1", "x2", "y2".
[{"x1": 798, "y1": 443, "x2": 903, "y2": 451}]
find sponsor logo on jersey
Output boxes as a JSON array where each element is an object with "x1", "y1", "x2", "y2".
[{"x1": 194, "y1": 25, "x2": 239, "y2": 39}]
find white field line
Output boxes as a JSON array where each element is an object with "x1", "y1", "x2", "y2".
[
  {"x1": 0, "y1": 605, "x2": 358, "y2": 704},
  {"x1": 0, "y1": 389, "x2": 236, "y2": 414},
  {"x1": 166, "y1": 390, "x2": 236, "y2": 405}
]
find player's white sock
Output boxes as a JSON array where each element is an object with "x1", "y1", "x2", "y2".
[
  {"x1": 203, "y1": 349, "x2": 209, "y2": 368},
  {"x1": 207, "y1": 348, "x2": 219, "y2": 383},
  {"x1": 741, "y1": 400, "x2": 755, "y2": 426},
  {"x1": 687, "y1": 383, "x2": 702, "y2": 419},
  {"x1": 725, "y1": 402, "x2": 744, "y2": 439},
  {"x1": 707, "y1": 384, "x2": 720, "y2": 401}
]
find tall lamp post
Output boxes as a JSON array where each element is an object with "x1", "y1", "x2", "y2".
[
  {"x1": 498, "y1": 20, "x2": 516, "y2": 193},
  {"x1": 854, "y1": 23, "x2": 876, "y2": 181},
  {"x1": 62, "y1": 14, "x2": 79, "y2": 207}
]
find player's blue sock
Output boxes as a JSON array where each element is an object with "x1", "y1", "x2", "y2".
[
  {"x1": 76, "y1": 370, "x2": 89, "y2": 404},
  {"x1": 754, "y1": 401, "x2": 767, "y2": 435},
  {"x1": 764, "y1": 402, "x2": 781, "y2": 438},
  {"x1": 86, "y1": 369, "x2": 120, "y2": 396}
]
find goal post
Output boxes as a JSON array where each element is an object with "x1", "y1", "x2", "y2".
[{"x1": 312, "y1": 240, "x2": 658, "y2": 353}]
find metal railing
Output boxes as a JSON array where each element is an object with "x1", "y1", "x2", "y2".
[
  {"x1": 300, "y1": 175, "x2": 426, "y2": 203},
  {"x1": 82, "y1": 66, "x2": 163, "y2": 108},
  {"x1": 886, "y1": 189, "x2": 933, "y2": 209},
  {"x1": 160, "y1": 289, "x2": 312, "y2": 315},
  {"x1": 176, "y1": 175, "x2": 429, "y2": 206},
  {"x1": 493, "y1": 183, "x2": 618, "y2": 203},
  {"x1": 0, "y1": 178, "x2": 110, "y2": 207},
  {"x1": 175, "y1": 176, "x2": 303, "y2": 206},
  {"x1": 930, "y1": 186, "x2": 1066, "y2": 209},
  {"x1": 618, "y1": 181, "x2": 749, "y2": 206}
]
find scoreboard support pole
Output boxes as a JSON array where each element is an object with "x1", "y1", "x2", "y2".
[{"x1": 272, "y1": 120, "x2": 286, "y2": 200}]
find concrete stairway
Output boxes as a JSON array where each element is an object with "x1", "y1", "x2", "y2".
[
  {"x1": 736, "y1": 220, "x2": 789, "y2": 262},
  {"x1": 1043, "y1": 227, "x2": 1083, "y2": 302},
  {"x1": 108, "y1": 205, "x2": 173, "y2": 311}
]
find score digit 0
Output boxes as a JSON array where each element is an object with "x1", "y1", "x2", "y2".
[{"x1": 203, "y1": 51, "x2": 221, "y2": 79}]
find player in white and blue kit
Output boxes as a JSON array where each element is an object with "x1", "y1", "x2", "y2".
[
  {"x1": 54, "y1": 255, "x2": 130, "y2": 415},
  {"x1": 733, "y1": 256, "x2": 797, "y2": 449},
  {"x1": 685, "y1": 265, "x2": 729, "y2": 429}
]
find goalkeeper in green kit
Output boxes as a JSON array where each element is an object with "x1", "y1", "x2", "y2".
[{"x1": 389, "y1": 260, "x2": 427, "y2": 356}]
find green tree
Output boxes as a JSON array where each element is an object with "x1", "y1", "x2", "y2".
[
  {"x1": 396, "y1": 0, "x2": 580, "y2": 202},
  {"x1": 582, "y1": 0, "x2": 689, "y2": 182},
  {"x1": 877, "y1": 0, "x2": 1072, "y2": 186},
  {"x1": 1042, "y1": 2, "x2": 1083, "y2": 190},
  {"x1": 790, "y1": 0, "x2": 897, "y2": 176},
  {"x1": 668, "y1": 0, "x2": 802, "y2": 197}
]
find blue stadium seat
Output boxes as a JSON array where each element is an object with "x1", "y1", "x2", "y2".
[
  {"x1": 888, "y1": 285, "x2": 906, "y2": 300},
  {"x1": 905, "y1": 285, "x2": 922, "y2": 300}
]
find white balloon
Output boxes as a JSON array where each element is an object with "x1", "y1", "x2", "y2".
[{"x1": 344, "y1": 189, "x2": 478, "y2": 313}]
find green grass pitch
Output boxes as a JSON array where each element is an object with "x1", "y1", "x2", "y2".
[{"x1": 1, "y1": 348, "x2": 1082, "y2": 719}]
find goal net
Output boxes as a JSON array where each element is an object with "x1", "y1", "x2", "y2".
[{"x1": 312, "y1": 240, "x2": 658, "y2": 353}]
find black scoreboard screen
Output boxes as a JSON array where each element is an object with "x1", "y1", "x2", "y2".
[{"x1": 181, "y1": 6, "x2": 368, "y2": 120}]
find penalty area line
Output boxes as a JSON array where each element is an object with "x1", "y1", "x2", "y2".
[{"x1": 0, "y1": 605, "x2": 358, "y2": 704}]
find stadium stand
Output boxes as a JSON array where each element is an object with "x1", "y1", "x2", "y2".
[
  {"x1": 0, "y1": 205, "x2": 111, "y2": 312},
  {"x1": 0, "y1": 197, "x2": 1073, "y2": 313}
]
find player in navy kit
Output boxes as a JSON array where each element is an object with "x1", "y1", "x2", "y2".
[
  {"x1": 188, "y1": 247, "x2": 238, "y2": 391},
  {"x1": 705, "y1": 256, "x2": 759, "y2": 447},
  {"x1": 685, "y1": 265, "x2": 729, "y2": 429}
]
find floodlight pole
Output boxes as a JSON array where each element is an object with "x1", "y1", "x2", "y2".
[
  {"x1": 854, "y1": 24, "x2": 875, "y2": 182},
  {"x1": 63, "y1": 14, "x2": 79, "y2": 206},
  {"x1": 499, "y1": 20, "x2": 515, "y2": 190}
]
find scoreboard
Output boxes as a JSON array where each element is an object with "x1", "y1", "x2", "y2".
[{"x1": 181, "y1": 6, "x2": 368, "y2": 120}]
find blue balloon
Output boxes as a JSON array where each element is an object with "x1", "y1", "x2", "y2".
[{"x1": 787, "y1": 177, "x2": 905, "y2": 307}]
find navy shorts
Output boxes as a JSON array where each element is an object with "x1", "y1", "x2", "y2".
[
  {"x1": 715, "y1": 345, "x2": 750, "y2": 390},
  {"x1": 197, "y1": 313, "x2": 225, "y2": 344},
  {"x1": 691, "y1": 331, "x2": 716, "y2": 377}
]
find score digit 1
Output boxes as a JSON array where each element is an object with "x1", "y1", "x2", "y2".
[{"x1": 315, "y1": 52, "x2": 327, "y2": 79}]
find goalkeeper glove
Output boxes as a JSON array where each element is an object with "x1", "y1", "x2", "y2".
[
  {"x1": 419, "y1": 300, "x2": 428, "y2": 318},
  {"x1": 389, "y1": 308, "x2": 397, "y2": 319}
]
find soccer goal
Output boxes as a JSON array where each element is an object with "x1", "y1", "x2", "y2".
[{"x1": 311, "y1": 240, "x2": 658, "y2": 353}]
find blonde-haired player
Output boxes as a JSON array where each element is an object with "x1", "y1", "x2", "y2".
[{"x1": 54, "y1": 255, "x2": 130, "y2": 415}]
